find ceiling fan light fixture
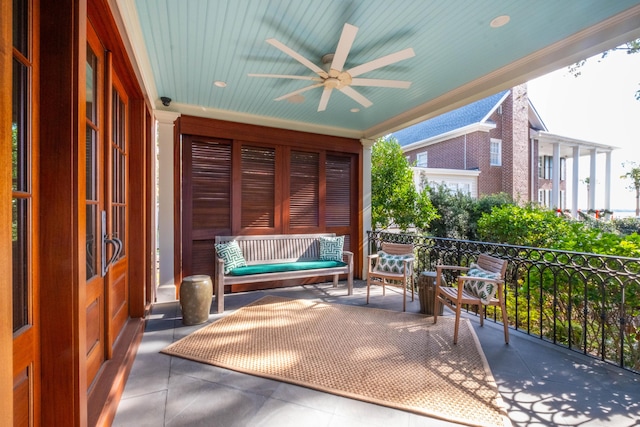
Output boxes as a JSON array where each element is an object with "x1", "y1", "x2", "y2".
[
  {"x1": 490, "y1": 15, "x2": 510, "y2": 28},
  {"x1": 321, "y1": 53, "x2": 334, "y2": 72},
  {"x1": 286, "y1": 94, "x2": 305, "y2": 104},
  {"x1": 214, "y1": 80, "x2": 227, "y2": 88},
  {"x1": 250, "y1": 22, "x2": 414, "y2": 112}
]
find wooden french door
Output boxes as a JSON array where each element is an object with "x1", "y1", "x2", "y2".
[
  {"x1": 12, "y1": 0, "x2": 40, "y2": 425},
  {"x1": 85, "y1": 21, "x2": 129, "y2": 389}
]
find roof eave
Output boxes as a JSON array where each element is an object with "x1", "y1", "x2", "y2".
[{"x1": 401, "y1": 122, "x2": 496, "y2": 152}]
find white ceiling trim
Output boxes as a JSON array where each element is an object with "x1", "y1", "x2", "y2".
[
  {"x1": 114, "y1": 0, "x2": 159, "y2": 106},
  {"x1": 364, "y1": 4, "x2": 640, "y2": 140},
  {"x1": 158, "y1": 103, "x2": 365, "y2": 139}
]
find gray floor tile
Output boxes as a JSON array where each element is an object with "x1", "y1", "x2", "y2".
[
  {"x1": 164, "y1": 374, "x2": 268, "y2": 427},
  {"x1": 248, "y1": 398, "x2": 333, "y2": 427},
  {"x1": 115, "y1": 280, "x2": 640, "y2": 427},
  {"x1": 270, "y1": 382, "x2": 343, "y2": 412},
  {"x1": 333, "y1": 396, "x2": 411, "y2": 427},
  {"x1": 112, "y1": 390, "x2": 167, "y2": 427}
]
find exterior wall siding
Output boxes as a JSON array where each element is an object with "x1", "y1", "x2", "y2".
[{"x1": 402, "y1": 85, "x2": 550, "y2": 204}]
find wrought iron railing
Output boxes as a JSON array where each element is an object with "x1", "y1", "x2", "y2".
[{"x1": 368, "y1": 230, "x2": 640, "y2": 374}]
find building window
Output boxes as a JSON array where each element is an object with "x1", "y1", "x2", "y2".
[
  {"x1": 416, "y1": 152, "x2": 428, "y2": 167},
  {"x1": 538, "y1": 189, "x2": 548, "y2": 206},
  {"x1": 490, "y1": 139, "x2": 502, "y2": 166},
  {"x1": 560, "y1": 158, "x2": 566, "y2": 181},
  {"x1": 539, "y1": 156, "x2": 553, "y2": 179}
]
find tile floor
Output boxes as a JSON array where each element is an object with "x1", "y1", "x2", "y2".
[{"x1": 113, "y1": 281, "x2": 640, "y2": 427}]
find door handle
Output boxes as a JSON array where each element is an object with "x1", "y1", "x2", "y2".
[{"x1": 101, "y1": 210, "x2": 123, "y2": 277}]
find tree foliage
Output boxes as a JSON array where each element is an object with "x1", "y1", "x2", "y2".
[
  {"x1": 621, "y1": 161, "x2": 640, "y2": 216},
  {"x1": 425, "y1": 184, "x2": 513, "y2": 240},
  {"x1": 477, "y1": 204, "x2": 572, "y2": 247},
  {"x1": 371, "y1": 136, "x2": 438, "y2": 231},
  {"x1": 569, "y1": 38, "x2": 640, "y2": 100},
  {"x1": 426, "y1": 183, "x2": 475, "y2": 239},
  {"x1": 476, "y1": 203, "x2": 640, "y2": 257}
]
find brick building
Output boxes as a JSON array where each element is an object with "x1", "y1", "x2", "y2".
[{"x1": 394, "y1": 84, "x2": 616, "y2": 215}]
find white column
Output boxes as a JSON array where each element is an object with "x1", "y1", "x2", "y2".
[
  {"x1": 156, "y1": 111, "x2": 180, "y2": 298},
  {"x1": 551, "y1": 143, "x2": 560, "y2": 209},
  {"x1": 589, "y1": 149, "x2": 597, "y2": 211},
  {"x1": 572, "y1": 146, "x2": 580, "y2": 218},
  {"x1": 361, "y1": 138, "x2": 374, "y2": 279},
  {"x1": 604, "y1": 151, "x2": 612, "y2": 212}
]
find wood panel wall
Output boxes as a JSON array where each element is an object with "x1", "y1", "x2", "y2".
[{"x1": 176, "y1": 116, "x2": 364, "y2": 292}]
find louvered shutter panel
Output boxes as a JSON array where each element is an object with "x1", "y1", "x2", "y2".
[
  {"x1": 192, "y1": 140, "x2": 231, "y2": 230},
  {"x1": 326, "y1": 155, "x2": 351, "y2": 227},
  {"x1": 241, "y1": 146, "x2": 275, "y2": 228},
  {"x1": 290, "y1": 151, "x2": 319, "y2": 228}
]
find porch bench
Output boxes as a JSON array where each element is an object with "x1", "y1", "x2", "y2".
[{"x1": 214, "y1": 233, "x2": 354, "y2": 312}]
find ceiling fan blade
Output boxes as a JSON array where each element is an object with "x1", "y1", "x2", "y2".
[
  {"x1": 248, "y1": 73, "x2": 323, "y2": 82},
  {"x1": 266, "y1": 38, "x2": 328, "y2": 78},
  {"x1": 318, "y1": 87, "x2": 333, "y2": 112},
  {"x1": 347, "y1": 47, "x2": 415, "y2": 77},
  {"x1": 350, "y1": 78, "x2": 412, "y2": 89},
  {"x1": 330, "y1": 23, "x2": 358, "y2": 72},
  {"x1": 339, "y1": 86, "x2": 372, "y2": 108},
  {"x1": 274, "y1": 83, "x2": 323, "y2": 101}
]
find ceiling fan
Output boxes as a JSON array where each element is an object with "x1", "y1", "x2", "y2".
[{"x1": 249, "y1": 23, "x2": 415, "y2": 112}]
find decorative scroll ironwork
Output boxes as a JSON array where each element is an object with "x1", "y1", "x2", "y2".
[{"x1": 368, "y1": 230, "x2": 640, "y2": 374}]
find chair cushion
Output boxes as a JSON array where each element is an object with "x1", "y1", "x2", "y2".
[
  {"x1": 319, "y1": 235, "x2": 344, "y2": 261},
  {"x1": 215, "y1": 240, "x2": 247, "y2": 274},
  {"x1": 374, "y1": 251, "x2": 413, "y2": 274},
  {"x1": 463, "y1": 263, "x2": 500, "y2": 304}
]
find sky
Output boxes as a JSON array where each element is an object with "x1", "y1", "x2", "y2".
[{"x1": 527, "y1": 46, "x2": 640, "y2": 214}]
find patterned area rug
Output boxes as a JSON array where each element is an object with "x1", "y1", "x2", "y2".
[{"x1": 162, "y1": 296, "x2": 512, "y2": 427}]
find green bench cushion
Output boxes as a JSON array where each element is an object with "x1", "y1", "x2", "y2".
[{"x1": 229, "y1": 260, "x2": 347, "y2": 276}]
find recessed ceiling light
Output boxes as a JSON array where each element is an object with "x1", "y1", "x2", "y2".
[
  {"x1": 214, "y1": 81, "x2": 227, "y2": 88},
  {"x1": 490, "y1": 15, "x2": 510, "y2": 28},
  {"x1": 286, "y1": 94, "x2": 305, "y2": 104},
  {"x1": 350, "y1": 108, "x2": 360, "y2": 113}
]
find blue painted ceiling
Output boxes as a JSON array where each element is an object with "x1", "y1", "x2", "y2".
[{"x1": 121, "y1": 0, "x2": 640, "y2": 138}]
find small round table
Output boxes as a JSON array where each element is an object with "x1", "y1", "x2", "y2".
[{"x1": 179, "y1": 275, "x2": 213, "y2": 325}]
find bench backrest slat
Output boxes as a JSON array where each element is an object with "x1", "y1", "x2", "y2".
[{"x1": 215, "y1": 233, "x2": 336, "y2": 265}]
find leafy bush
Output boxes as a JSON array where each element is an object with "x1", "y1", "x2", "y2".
[
  {"x1": 426, "y1": 186, "x2": 513, "y2": 240},
  {"x1": 477, "y1": 204, "x2": 572, "y2": 247},
  {"x1": 613, "y1": 217, "x2": 640, "y2": 236},
  {"x1": 469, "y1": 193, "x2": 513, "y2": 240},
  {"x1": 427, "y1": 183, "x2": 475, "y2": 239}
]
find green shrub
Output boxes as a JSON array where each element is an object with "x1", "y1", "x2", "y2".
[{"x1": 477, "y1": 204, "x2": 572, "y2": 247}]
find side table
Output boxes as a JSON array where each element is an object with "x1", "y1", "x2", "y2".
[
  {"x1": 417, "y1": 271, "x2": 443, "y2": 316},
  {"x1": 179, "y1": 275, "x2": 213, "y2": 325}
]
